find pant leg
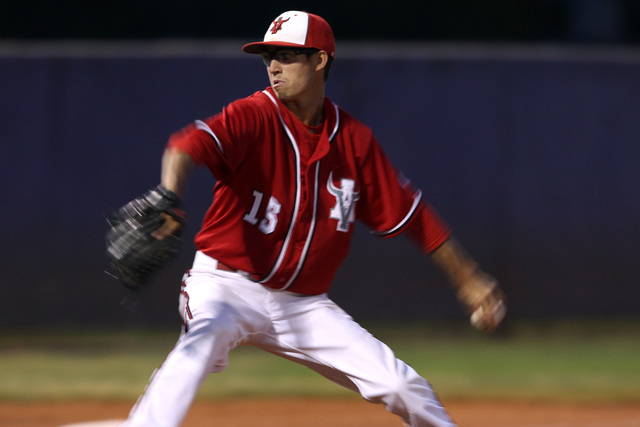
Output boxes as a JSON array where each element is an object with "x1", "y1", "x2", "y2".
[
  {"x1": 123, "y1": 270, "x2": 270, "y2": 427},
  {"x1": 251, "y1": 293, "x2": 456, "y2": 427}
]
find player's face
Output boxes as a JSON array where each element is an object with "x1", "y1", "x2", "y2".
[{"x1": 262, "y1": 48, "x2": 322, "y2": 102}]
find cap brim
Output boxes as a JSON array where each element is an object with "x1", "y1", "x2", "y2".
[{"x1": 242, "y1": 41, "x2": 307, "y2": 54}]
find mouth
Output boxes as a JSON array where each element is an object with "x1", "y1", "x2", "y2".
[{"x1": 272, "y1": 79, "x2": 284, "y2": 88}]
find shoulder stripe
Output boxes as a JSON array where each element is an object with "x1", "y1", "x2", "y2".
[{"x1": 194, "y1": 120, "x2": 224, "y2": 155}]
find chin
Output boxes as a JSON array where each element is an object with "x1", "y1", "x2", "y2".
[{"x1": 273, "y1": 88, "x2": 289, "y2": 101}]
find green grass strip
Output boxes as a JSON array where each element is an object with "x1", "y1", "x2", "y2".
[{"x1": 0, "y1": 319, "x2": 638, "y2": 403}]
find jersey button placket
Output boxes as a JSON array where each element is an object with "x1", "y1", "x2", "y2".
[{"x1": 300, "y1": 171, "x2": 307, "y2": 204}]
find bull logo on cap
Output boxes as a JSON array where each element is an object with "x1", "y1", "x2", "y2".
[{"x1": 270, "y1": 17, "x2": 290, "y2": 34}]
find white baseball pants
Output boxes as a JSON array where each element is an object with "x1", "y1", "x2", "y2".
[{"x1": 123, "y1": 251, "x2": 456, "y2": 427}]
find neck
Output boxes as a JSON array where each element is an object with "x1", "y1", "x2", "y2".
[{"x1": 280, "y1": 87, "x2": 325, "y2": 126}]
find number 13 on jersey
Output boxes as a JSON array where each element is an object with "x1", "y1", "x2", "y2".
[{"x1": 243, "y1": 190, "x2": 281, "y2": 235}]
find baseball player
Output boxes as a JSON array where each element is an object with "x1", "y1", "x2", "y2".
[{"x1": 120, "y1": 10, "x2": 506, "y2": 427}]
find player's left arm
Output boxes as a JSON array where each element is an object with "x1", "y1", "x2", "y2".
[
  {"x1": 352, "y1": 129, "x2": 506, "y2": 331},
  {"x1": 400, "y1": 201, "x2": 505, "y2": 332},
  {"x1": 429, "y1": 237, "x2": 506, "y2": 332}
]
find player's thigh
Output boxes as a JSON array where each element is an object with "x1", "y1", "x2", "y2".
[
  {"x1": 181, "y1": 272, "x2": 270, "y2": 337},
  {"x1": 260, "y1": 296, "x2": 405, "y2": 390}
]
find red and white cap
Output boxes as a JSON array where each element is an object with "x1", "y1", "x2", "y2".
[{"x1": 243, "y1": 11, "x2": 335, "y2": 59}]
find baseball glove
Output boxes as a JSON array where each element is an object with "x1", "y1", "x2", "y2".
[{"x1": 105, "y1": 185, "x2": 184, "y2": 290}]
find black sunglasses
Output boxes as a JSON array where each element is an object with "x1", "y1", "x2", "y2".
[{"x1": 261, "y1": 48, "x2": 320, "y2": 66}]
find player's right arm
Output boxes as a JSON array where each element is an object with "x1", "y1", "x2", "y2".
[
  {"x1": 151, "y1": 93, "x2": 267, "y2": 241},
  {"x1": 150, "y1": 147, "x2": 194, "y2": 241},
  {"x1": 161, "y1": 146, "x2": 195, "y2": 198}
]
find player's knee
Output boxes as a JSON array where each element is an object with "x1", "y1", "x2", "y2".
[
  {"x1": 363, "y1": 375, "x2": 404, "y2": 405},
  {"x1": 375, "y1": 375, "x2": 453, "y2": 426},
  {"x1": 370, "y1": 372, "x2": 430, "y2": 413}
]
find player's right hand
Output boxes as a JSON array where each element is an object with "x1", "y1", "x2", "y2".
[
  {"x1": 151, "y1": 212, "x2": 183, "y2": 241},
  {"x1": 456, "y1": 271, "x2": 506, "y2": 332}
]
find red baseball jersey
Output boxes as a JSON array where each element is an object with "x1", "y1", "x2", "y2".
[{"x1": 167, "y1": 87, "x2": 451, "y2": 295}]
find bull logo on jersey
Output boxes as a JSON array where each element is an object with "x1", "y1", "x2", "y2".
[{"x1": 327, "y1": 172, "x2": 359, "y2": 232}]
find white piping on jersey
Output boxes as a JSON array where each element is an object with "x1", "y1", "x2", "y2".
[
  {"x1": 284, "y1": 161, "x2": 321, "y2": 288},
  {"x1": 327, "y1": 102, "x2": 340, "y2": 141},
  {"x1": 284, "y1": 103, "x2": 340, "y2": 288},
  {"x1": 260, "y1": 90, "x2": 341, "y2": 290},
  {"x1": 260, "y1": 90, "x2": 303, "y2": 287},
  {"x1": 194, "y1": 120, "x2": 224, "y2": 155},
  {"x1": 373, "y1": 189, "x2": 423, "y2": 236}
]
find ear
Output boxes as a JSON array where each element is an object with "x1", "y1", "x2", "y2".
[{"x1": 315, "y1": 51, "x2": 329, "y2": 72}]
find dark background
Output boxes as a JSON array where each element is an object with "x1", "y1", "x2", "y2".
[
  {"x1": 1, "y1": 1, "x2": 639, "y2": 329},
  {"x1": 2, "y1": 1, "x2": 640, "y2": 44}
]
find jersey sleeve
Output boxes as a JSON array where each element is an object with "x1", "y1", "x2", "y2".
[
  {"x1": 166, "y1": 93, "x2": 265, "y2": 182},
  {"x1": 403, "y1": 202, "x2": 451, "y2": 253},
  {"x1": 355, "y1": 129, "x2": 451, "y2": 254}
]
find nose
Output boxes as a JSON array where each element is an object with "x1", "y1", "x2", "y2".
[{"x1": 267, "y1": 59, "x2": 281, "y2": 74}]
